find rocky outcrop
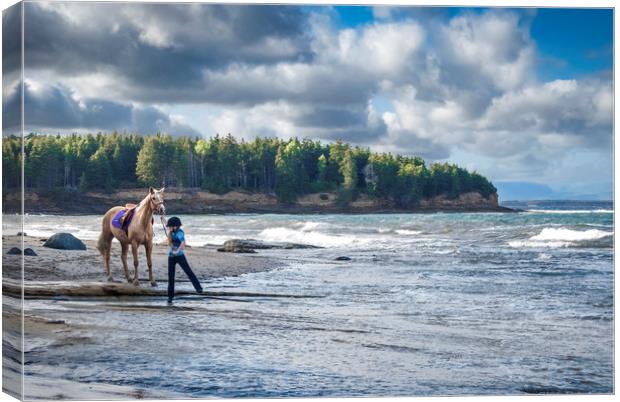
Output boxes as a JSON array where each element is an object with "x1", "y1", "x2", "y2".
[
  {"x1": 43, "y1": 233, "x2": 87, "y2": 250},
  {"x1": 217, "y1": 239, "x2": 321, "y2": 253},
  {"x1": 419, "y1": 192, "x2": 500, "y2": 211}
]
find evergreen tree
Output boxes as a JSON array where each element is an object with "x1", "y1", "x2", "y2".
[{"x1": 82, "y1": 148, "x2": 113, "y2": 191}]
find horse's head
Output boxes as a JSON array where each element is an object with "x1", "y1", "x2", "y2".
[{"x1": 148, "y1": 187, "x2": 166, "y2": 215}]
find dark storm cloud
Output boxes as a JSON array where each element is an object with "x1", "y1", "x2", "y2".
[
  {"x1": 3, "y1": 3, "x2": 21, "y2": 77},
  {"x1": 23, "y1": 2, "x2": 311, "y2": 93},
  {"x1": 23, "y1": 83, "x2": 131, "y2": 129},
  {"x1": 3, "y1": 3, "x2": 22, "y2": 135},
  {"x1": 2, "y1": 81, "x2": 20, "y2": 135},
  {"x1": 17, "y1": 82, "x2": 199, "y2": 136},
  {"x1": 294, "y1": 108, "x2": 366, "y2": 128}
]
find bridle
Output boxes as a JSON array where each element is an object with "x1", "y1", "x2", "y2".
[{"x1": 150, "y1": 194, "x2": 166, "y2": 215}]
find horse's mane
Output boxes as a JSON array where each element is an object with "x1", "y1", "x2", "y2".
[{"x1": 136, "y1": 192, "x2": 152, "y2": 212}]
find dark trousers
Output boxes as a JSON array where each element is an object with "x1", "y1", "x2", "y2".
[{"x1": 168, "y1": 254, "x2": 202, "y2": 299}]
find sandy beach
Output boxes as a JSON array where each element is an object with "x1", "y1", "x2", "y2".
[
  {"x1": 2, "y1": 233, "x2": 291, "y2": 399},
  {"x1": 3, "y1": 234, "x2": 283, "y2": 283}
]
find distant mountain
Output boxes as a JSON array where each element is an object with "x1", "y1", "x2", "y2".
[{"x1": 495, "y1": 181, "x2": 612, "y2": 202}]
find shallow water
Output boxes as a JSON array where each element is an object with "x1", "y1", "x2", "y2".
[{"x1": 14, "y1": 201, "x2": 615, "y2": 397}]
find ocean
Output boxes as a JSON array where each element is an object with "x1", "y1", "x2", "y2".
[{"x1": 12, "y1": 200, "x2": 615, "y2": 396}]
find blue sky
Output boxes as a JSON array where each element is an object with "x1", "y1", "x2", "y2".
[{"x1": 3, "y1": 3, "x2": 614, "y2": 200}]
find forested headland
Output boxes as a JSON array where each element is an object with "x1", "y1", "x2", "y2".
[{"x1": 2, "y1": 133, "x2": 497, "y2": 210}]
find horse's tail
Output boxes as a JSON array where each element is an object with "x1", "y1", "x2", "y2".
[
  {"x1": 96, "y1": 231, "x2": 108, "y2": 255},
  {"x1": 97, "y1": 212, "x2": 113, "y2": 256}
]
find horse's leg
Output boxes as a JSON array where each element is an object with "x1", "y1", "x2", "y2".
[
  {"x1": 121, "y1": 242, "x2": 131, "y2": 283},
  {"x1": 104, "y1": 244, "x2": 113, "y2": 282},
  {"x1": 131, "y1": 241, "x2": 140, "y2": 286},
  {"x1": 145, "y1": 242, "x2": 157, "y2": 287},
  {"x1": 97, "y1": 231, "x2": 114, "y2": 282}
]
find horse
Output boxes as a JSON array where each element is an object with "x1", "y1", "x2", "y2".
[{"x1": 97, "y1": 187, "x2": 166, "y2": 286}]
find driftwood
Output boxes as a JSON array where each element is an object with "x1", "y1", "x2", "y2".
[{"x1": 2, "y1": 279, "x2": 320, "y2": 299}]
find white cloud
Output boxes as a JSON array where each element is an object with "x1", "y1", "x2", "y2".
[{"x1": 439, "y1": 10, "x2": 535, "y2": 91}]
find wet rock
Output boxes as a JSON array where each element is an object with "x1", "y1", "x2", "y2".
[
  {"x1": 335, "y1": 256, "x2": 351, "y2": 261},
  {"x1": 24, "y1": 248, "x2": 38, "y2": 256},
  {"x1": 7, "y1": 247, "x2": 21, "y2": 255},
  {"x1": 217, "y1": 239, "x2": 320, "y2": 253},
  {"x1": 43, "y1": 233, "x2": 86, "y2": 250},
  {"x1": 216, "y1": 243, "x2": 257, "y2": 253}
]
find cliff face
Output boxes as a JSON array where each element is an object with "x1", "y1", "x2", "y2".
[
  {"x1": 419, "y1": 192, "x2": 500, "y2": 211},
  {"x1": 4, "y1": 188, "x2": 506, "y2": 214}
]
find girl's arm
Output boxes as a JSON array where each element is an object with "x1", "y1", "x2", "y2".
[{"x1": 173, "y1": 241, "x2": 186, "y2": 255}]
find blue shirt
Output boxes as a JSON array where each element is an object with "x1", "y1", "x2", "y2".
[{"x1": 169, "y1": 229, "x2": 185, "y2": 257}]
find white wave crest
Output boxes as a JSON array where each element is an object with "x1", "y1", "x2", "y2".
[
  {"x1": 526, "y1": 209, "x2": 613, "y2": 214},
  {"x1": 531, "y1": 228, "x2": 612, "y2": 242},
  {"x1": 299, "y1": 221, "x2": 328, "y2": 231},
  {"x1": 395, "y1": 229, "x2": 422, "y2": 235},
  {"x1": 509, "y1": 227, "x2": 613, "y2": 249},
  {"x1": 258, "y1": 227, "x2": 364, "y2": 248}
]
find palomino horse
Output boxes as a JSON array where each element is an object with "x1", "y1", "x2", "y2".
[{"x1": 97, "y1": 187, "x2": 165, "y2": 286}]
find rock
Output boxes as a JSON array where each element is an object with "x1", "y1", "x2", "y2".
[
  {"x1": 17, "y1": 232, "x2": 27, "y2": 236},
  {"x1": 335, "y1": 256, "x2": 351, "y2": 261},
  {"x1": 216, "y1": 246, "x2": 257, "y2": 253},
  {"x1": 7, "y1": 247, "x2": 21, "y2": 255},
  {"x1": 24, "y1": 248, "x2": 37, "y2": 256},
  {"x1": 42, "y1": 233, "x2": 86, "y2": 250},
  {"x1": 217, "y1": 239, "x2": 321, "y2": 253}
]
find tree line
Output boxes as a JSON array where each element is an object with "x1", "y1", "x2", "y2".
[{"x1": 2, "y1": 133, "x2": 496, "y2": 207}]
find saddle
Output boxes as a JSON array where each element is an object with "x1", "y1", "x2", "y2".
[{"x1": 112, "y1": 204, "x2": 138, "y2": 234}]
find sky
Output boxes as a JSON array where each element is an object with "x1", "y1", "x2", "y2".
[{"x1": 2, "y1": 2, "x2": 614, "y2": 200}]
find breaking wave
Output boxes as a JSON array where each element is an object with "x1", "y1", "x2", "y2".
[
  {"x1": 258, "y1": 227, "x2": 367, "y2": 248},
  {"x1": 526, "y1": 209, "x2": 613, "y2": 214},
  {"x1": 509, "y1": 227, "x2": 613, "y2": 249},
  {"x1": 395, "y1": 229, "x2": 422, "y2": 235}
]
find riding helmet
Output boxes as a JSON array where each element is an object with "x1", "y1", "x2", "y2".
[{"x1": 166, "y1": 216, "x2": 182, "y2": 227}]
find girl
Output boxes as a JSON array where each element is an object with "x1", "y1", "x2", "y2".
[{"x1": 164, "y1": 216, "x2": 203, "y2": 304}]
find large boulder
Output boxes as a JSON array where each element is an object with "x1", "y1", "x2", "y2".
[
  {"x1": 7, "y1": 247, "x2": 21, "y2": 255},
  {"x1": 43, "y1": 233, "x2": 86, "y2": 250},
  {"x1": 217, "y1": 238, "x2": 321, "y2": 253}
]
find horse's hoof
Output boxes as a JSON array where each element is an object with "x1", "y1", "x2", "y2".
[
  {"x1": 150, "y1": 281, "x2": 158, "y2": 287},
  {"x1": 107, "y1": 276, "x2": 114, "y2": 282},
  {"x1": 132, "y1": 279, "x2": 140, "y2": 287}
]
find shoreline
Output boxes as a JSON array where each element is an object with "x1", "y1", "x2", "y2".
[{"x1": 2, "y1": 234, "x2": 286, "y2": 284}]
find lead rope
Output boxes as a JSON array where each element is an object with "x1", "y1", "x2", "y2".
[{"x1": 159, "y1": 214, "x2": 169, "y2": 240}]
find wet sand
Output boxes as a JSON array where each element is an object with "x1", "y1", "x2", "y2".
[{"x1": 2, "y1": 234, "x2": 290, "y2": 400}]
